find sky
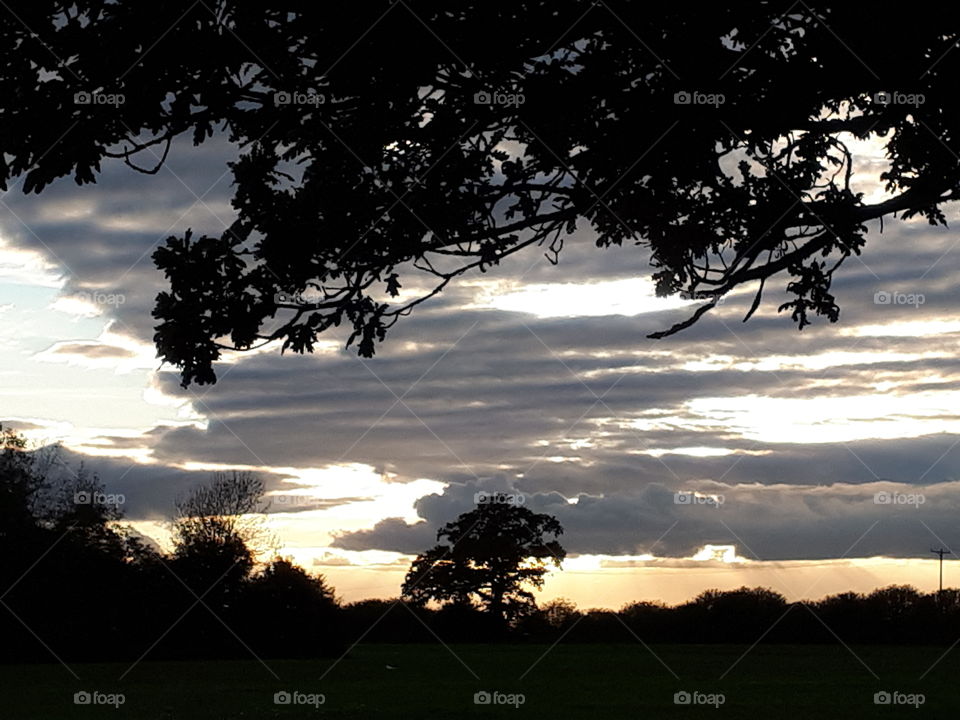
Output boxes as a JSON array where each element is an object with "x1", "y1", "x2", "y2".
[{"x1": 3, "y1": 124, "x2": 960, "y2": 610}]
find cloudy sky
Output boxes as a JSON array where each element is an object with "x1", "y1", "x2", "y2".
[{"x1": 3, "y1": 121, "x2": 960, "y2": 609}]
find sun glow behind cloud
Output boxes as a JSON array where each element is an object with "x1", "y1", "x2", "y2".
[
  {"x1": 468, "y1": 277, "x2": 697, "y2": 318},
  {"x1": 676, "y1": 392, "x2": 960, "y2": 444},
  {"x1": 627, "y1": 392, "x2": 960, "y2": 446}
]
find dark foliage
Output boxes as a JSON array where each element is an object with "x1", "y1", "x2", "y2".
[
  {"x1": 0, "y1": 428, "x2": 342, "y2": 663},
  {"x1": 401, "y1": 501, "x2": 565, "y2": 628},
  {"x1": 2, "y1": 4, "x2": 957, "y2": 384}
]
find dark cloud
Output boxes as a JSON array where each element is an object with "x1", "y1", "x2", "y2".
[
  {"x1": 332, "y1": 517, "x2": 436, "y2": 555},
  {"x1": 332, "y1": 477, "x2": 960, "y2": 561}
]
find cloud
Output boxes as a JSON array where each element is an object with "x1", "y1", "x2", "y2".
[
  {"x1": 332, "y1": 517, "x2": 436, "y2": 555},
  {"x1": 40, "y1": 340, "x2": 136, "y2": 360},
  {"x1": 5, "y1": 128, "x2": 960, "y2": 570},
  {"x1": 331, "y1": 477, "x2": 960, "y2": 561}
]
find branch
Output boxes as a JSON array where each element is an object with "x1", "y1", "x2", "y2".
[{"x1": 647, "y1": 298, "x2": 718, "y2": 339}]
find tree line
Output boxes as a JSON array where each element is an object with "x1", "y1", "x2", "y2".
[
  {"x1": 2, "y1": 425, "x2": 958, "y2": 666},
  {"x1": 0, "y1": 426, "x2": 340, "y2": 663},
  {"x1": 346, "y1": 585, "x2": 960, "y2": 646}
]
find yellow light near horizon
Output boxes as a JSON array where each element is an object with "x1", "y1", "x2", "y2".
[{"x1": 691, "y1": 545, "x2": 741, "y2": 563}]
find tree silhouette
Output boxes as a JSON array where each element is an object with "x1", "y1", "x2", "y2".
[
  {"x1": 402, "y1": 501, "x2": 565, "y2": 626},
  {"x1": 3, "y1": 5, "x2": 960, "y2": 384},
  {"x1": 243, "y1": 557, "x2": 342, "y2": 657},
  {"x1": 0, "y1": 425, "x2": 46, "y2": 543},
  {"x1": 0, "y1": 432, "x2": 340, "y2": 661},
  {"x1": 170, "y1": 471, "x2": 269, "y2": 595}
]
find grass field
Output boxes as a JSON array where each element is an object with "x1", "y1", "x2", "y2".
[{"x1": 2, "y1": 643, "x2": 958, "y2": 718}]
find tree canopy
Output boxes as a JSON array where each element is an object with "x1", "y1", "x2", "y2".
[
  {"x1": 3, "y1": 3, "x2": 959, "y2": 384},
  {"x1": 402, "y1": 500, "x2": 565, "y2": 625}
]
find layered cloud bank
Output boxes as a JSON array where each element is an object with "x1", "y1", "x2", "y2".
[{"x1": 3, "y1": 132, "x2": 960, "y2": 589}]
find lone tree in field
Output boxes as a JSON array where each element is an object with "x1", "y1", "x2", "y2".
[
  {"x1": 4, "y1": 4, "x2": 960, "y2": 383},
  {"x1": 402, "y1": 500, "x2": 565, "y2": 625}
]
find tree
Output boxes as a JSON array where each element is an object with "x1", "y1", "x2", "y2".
[
  {"x1": 402, "y1": 501, "x2": 565, "y2": 626},
  {"x1": 0, "y1": 427, "x2": 42, "y2": 540},
  {"x1": 0, "y1": 429, "x2": 162, "y2": 661},
  {"x1": 520, "y1": 596, "x2": 583, "y2": 639},
  {"x1": 243, "y1": 558, "x2": 342, "y2": 656},
  {"x1": 540, "y1": 597, "x2": 581, "y2": 629},
  {"x1": 170, "y1": 471, "x2": 269, "y2": 593},
  {"x1": 677, "y1": 586, "x2": 789, "y2": 643},
  {"x1": 3, "y1": 4, "x2": 960, "y2": 384},
  {"x1": 47, "y1": 463, "x2": 128, "y2": 559}
]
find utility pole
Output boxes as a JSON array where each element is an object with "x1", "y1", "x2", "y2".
[{"x1": 931, "y1": 548, "x2": 948, "y2": 604}]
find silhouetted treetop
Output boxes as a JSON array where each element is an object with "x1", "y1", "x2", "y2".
[
  {"x1": 3, "y1": 3, "x2": 959, "y2": 383},
  {"x1": 402, "y1": 500, "x2": 565, "y2": 625}
]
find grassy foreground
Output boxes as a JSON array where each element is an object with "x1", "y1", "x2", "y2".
[{"x1": 2, "y1": 643, "x2": 958, "y2": 718}]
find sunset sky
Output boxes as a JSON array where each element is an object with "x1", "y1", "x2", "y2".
[{"x1": 3, "y1": 128, "x2": 959, "y2": 609}]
